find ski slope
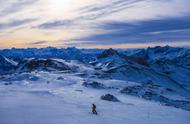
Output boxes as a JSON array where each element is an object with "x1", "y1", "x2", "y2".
[{"x1": 0, "y1": 72, "x2": 189, "y2": 124}]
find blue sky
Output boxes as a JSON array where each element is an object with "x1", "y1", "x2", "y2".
[{"x1": 0, "y1": 0, "x2": 190, "y2": 48}]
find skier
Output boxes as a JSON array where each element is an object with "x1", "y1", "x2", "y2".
[{"x1": 92, "y1": 103, "x2": 98, "y2": 115}]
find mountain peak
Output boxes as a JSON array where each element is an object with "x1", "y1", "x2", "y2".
[
  {"x1": 97, "y1": 48, "x2": 119, "y2": 59},
  {"x1": 147, "y1": 45, "x2": 175, "y2": 53}
]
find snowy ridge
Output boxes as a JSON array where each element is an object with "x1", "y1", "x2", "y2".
[
  {"x1": 0, "y1": 55, "x2": 17, "y2": 74},
  {"x1": 0, "y1": 47, "x2": 99, "y2": 62}
]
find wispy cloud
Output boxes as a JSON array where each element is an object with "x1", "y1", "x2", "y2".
[
  {"x1": 78, "y1": 0, "x2": 141, "y2": 20},
  {"x1": 0, "y1": 0, "x2": 38, "y2": 17},
  {"x1": 37, "y1": 20, "x2": 74, "y2": 29},
  {"x1": 29, "y1": 40, "x2": 47, "y2": 45},
  {"x1": 0, "y1": 0, "x2": 190, "y2": 48},
  {"x1": 35, "y1": 0, "x2": 144, "y2": 29},
  {"x1": 76, "y1": 17, "x2": 190, "y2": 45},
  {"x1": 0, "y1": 19, "x2": 36, "y2": 30}
]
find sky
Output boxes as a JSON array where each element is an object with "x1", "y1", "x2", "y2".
[{"x1": 0, "y1": 0, "x2": 190, "y2": 49}]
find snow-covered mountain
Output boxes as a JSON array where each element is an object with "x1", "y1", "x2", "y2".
[
  {"x1": 17, "y1": 58, "x2": 72, "y2": 72},
  {"x1": 124, "y1": 45, "x2": 190, "y2": 67},
  {"x1": 0, "y1": 47, "x2": 100, "y2": 62},
  {"x1": 0, "y1": 46, "x2": 190, "y2": 116},
  {"x1": 0, "y1": 55, "x2": 17, "y2": 74},
  {"x1": 90, "y1": 47, "x2": 190, "y2": 108},
  {"x1": 0, "y1": 46, "x2": 189, "y2": 93}
]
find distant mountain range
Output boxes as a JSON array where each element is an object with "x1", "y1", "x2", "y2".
[{"x1": 0, "y1": 47, "x2": 102, "y2": 62}]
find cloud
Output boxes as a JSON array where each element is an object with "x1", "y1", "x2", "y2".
[
  {"x1": 75, "y1": 16, "x2": 190, "y2": 45},
  {"x1": 37, "y1": 20, "x2": 74, "y2": 29},
  {"x1": 35, "y1": 0, "x2": 190, "y2": 33},
  {"x1": 30, "y1": 40, "x2": 47, "y2": 45},
  {"x1": 78, "y1": 0, "x2": 141, "y2": 20},
  {"x1": 1, "y1": 0, "x2": 190, "y2": 48},
  {"x1": 0, "y1": 19, "x2": 36, "y2": 30},
  {"x1": 36, "y1": 0, "x2": 144, "y2": 29},
  {"x1": 0, "y1": 0, "x2": 38, "y2": 17},
  {"x1": 77, "y1": 0, "x2": 190, "y2": 21}
]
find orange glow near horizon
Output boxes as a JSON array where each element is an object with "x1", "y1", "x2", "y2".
[{"x1": 0, "y1": 40, "x2": 189, "y2": 49}]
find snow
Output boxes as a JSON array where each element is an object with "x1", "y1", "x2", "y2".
[
  {"x1": 0, "y1": 72, "x2": 190, "y2": 124},
  {"x1": 0, "y1": 46, "x2": 190, "y2": 124},
  {"x1": 3, "y1": 57, "x2": 18, "y2": 66}
]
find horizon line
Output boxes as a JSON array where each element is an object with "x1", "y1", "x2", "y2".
[{"x1": 0, "y1": 41, "x2": 190, "y2": 50}]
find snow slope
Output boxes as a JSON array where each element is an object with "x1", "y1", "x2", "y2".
[{"x1": 0, "y1": 72, "x2": 189, "y2": 124}]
